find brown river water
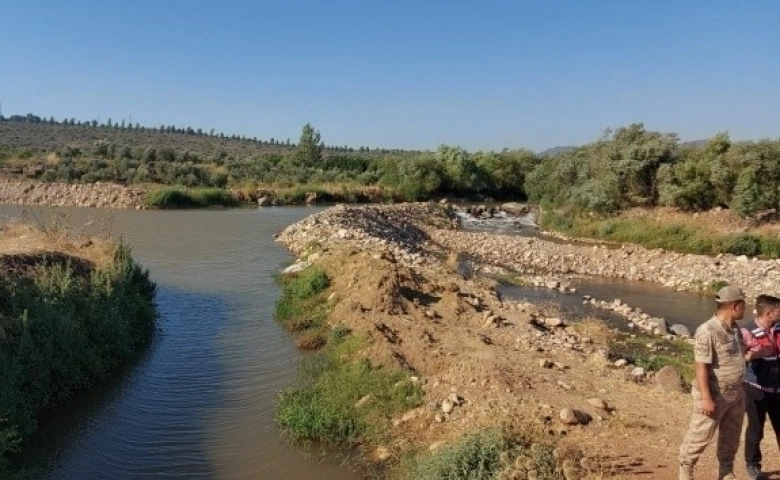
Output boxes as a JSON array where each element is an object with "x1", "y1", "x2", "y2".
[{"x1": 0, "y1": 205, "x2": 749, "y2": 479}]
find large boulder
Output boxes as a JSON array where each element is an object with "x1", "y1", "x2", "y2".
[
  {"x1": 501, "y1": 202, "x2": 530, "y2": 216},
  {"x1": 670, "y1": 324, "x2": 692, "y2": 338},
  {"x1": 646, "y1": 317, "x2": 668, "y2": 335},
  {"x1": 654, "y1": 365, "x2": 687, "y2": 393}
]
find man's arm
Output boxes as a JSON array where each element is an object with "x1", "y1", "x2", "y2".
[{"x1": 695, "y1": 362, "x2": 716, "y2": 416}]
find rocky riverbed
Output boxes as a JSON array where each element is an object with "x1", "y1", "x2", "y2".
[
  {"x1": 0, "y1": 179, "x2": 146, "y2": 209},
  {"x1": 276, "y1": 203, "x2": 768, "y2": 478},
  {"x1": 279, "y1": 202, "x2": 776, "y2": 301}
]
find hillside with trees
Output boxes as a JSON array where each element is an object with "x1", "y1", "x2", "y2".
[
  {"x1": 1, "y1": 114, "x2": 779, "y2": 216},
  {"x1": 0, "y1": 114, "x2": 538, "y2": 202}
]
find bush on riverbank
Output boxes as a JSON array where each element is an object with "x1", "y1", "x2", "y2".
[
  {"x1": 398, "y1": 429, "x2": 573, "y2": 480},
  {"x1": 540, "y1": 209, "x2": 780, "y2": 258},
  {"x1": 145, "y1": 186, "x2": 239, "y2": 209},
  {"x1": 0, "y1": 246, "x2": 156, "y2": 462},
  {"x1": 276, "y1": 330, "x2": 423, "y2": 446}
]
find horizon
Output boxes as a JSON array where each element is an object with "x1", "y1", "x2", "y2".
[{"x1": 1, "y1": 1, "x2": 778, "y2": 152}]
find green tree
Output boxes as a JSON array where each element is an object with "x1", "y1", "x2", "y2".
[
  {"x1": 752, "y1": 140, "x2": 780, "y2": 212},
  {"x1": 475, "y1": 149, "x2": 538, "y2": 198},
  {"x1": 732, "y1": 167, "x2": 762, "y2": 217},
  {"x1": 295, "y1": 123, "x2": 323, "y2": 167}
]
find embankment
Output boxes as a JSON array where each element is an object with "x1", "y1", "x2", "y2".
[
  {"x1": 275, "y1": 203, "x2": 779, "y2": 478},
  {"x1": 0, "y1": 179, "x2": 146, "y2": 209},
  {"x1": 0, "y1": 223, "x2": 156, "y2": 464}
]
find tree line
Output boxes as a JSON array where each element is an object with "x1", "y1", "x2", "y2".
[
  {"x1": 0, "y1": 113, "x2": 405, "y2": 154},
  {"x1": 526, "y1": 124, "x2": 780, "y2": 217},
  {"x1": 2, "y1": 117, "x2": 779, "y2": 214}
]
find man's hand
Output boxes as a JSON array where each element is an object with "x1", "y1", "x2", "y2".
[
  {"x1": 747, "y1": 345, "x2": 775, "y2": 361},
  {"x1": 699, "y1": 397, "x2": 716, "y2": 417}
]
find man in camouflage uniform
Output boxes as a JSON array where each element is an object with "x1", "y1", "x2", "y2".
[{"x1": 679, "y1": 286, "x2": 747, "y2": 480}]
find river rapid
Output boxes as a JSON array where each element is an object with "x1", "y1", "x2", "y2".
[{"x1": 1, "y1": 205, "x2": 357, "y2": 479}]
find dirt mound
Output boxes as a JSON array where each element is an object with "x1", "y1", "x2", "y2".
[{"x1": 279, "y1": 203, "x2": 780, "y2": 479}]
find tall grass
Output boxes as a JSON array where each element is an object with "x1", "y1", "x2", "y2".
[
  {"x1": 274, "y1": 265, "x2": 423, "y2": 447},
  {"x1": 145, "y1": 186, "x2": 239, "y2": 209},
  {"x1": 276, "y1": 330, "x2": 423, "y2": 446},
  {"x1": 540, "y1": 210, "x2": 780, "y2": 258},
  {"x1": 0, "y1": 247, "x2": 156, "y2": 463}
]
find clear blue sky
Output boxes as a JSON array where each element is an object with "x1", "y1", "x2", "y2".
[{"x1": 1, "y1": 1, "x2": 778, "y2": 152}]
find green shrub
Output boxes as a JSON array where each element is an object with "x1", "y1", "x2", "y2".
[
  {"x1": 399, "y1": 430, "x2": 562, "y2": 480},
  {"x1": 723, "y1": 234, "x2": 761, "y2": 256},
  {"x1": 403, "y1": 430, "x2": 506, "y2": 480},
  {"x1": 146, "y1": 186, "x2": 238, "y2": 209},
  {"x1": 146, "y1": 187, "x2": 198, "y2": 208},
  {"x1": 0, "y1": 247, "x2": 156, "y2": 462},
  {"x1": 276, "y1": 332, "x2": 422, "y2": 446},
  {"x1": 194, "y1": 188, "x2": 239, "y2": 207},
  {"x1": 760, "y1": 237, "x2": 780, "y2": 258}
]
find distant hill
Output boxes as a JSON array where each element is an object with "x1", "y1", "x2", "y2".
[
  {"x1": 537, "y1": 146, "x2": 576, "y2": 158},
  {"x1": 0, "y1": 114, "x2": 417, "y2": 158},
  {"x1": 682, "y1": 139, "x2": 710, "y2": 149}
]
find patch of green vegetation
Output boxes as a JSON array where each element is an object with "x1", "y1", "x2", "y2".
[
  {"x1": 0, "y1": 247, "x2": 156, "y2": 464},
  {"x1": 397, "y1": 430, "x2": 567, "y2": 480},
  {"x1": 145, "y1": 186, "x2": 239, "y2": 209},
  {"x1": 708, "y1": 279, "x2": 729, "y2": 295},
  {"x1": 611, "y1": 332, "x2": 694, "y2": 384},
  {"x1": 540, "y1": 210, "x2": 780, "y2": 259},
  {"x1": 276, "y1": 330, "x2": 423, "y2": 446},
  {"x1": 274, "y1": 266, "x2": 330, "y2": 332},
  {"x1": 722, "y1": 233, "x2": 761, "y2": 256},
  {"x1": 401, "y1": 430, "x2": 506, "y2": 480}
]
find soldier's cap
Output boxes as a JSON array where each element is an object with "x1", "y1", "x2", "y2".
[{"x1": 715, "y1": 286, "x2": 745, "y2": 303}]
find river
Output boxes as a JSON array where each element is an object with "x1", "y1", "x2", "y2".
[
  {"x1": 1, "y1": 205, "x2": 748, "y2": 478},
  {"x1": 1, "y1": 206, "x2": 358, "y2": 479}
]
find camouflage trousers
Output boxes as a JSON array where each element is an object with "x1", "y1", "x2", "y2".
[{"x1": 679, "y1": 386, "x2": 746, "y2": 467}]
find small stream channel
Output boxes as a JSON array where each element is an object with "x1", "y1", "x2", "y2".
[{"x1": 459, "y1": 209, "x2": 756, "y2": 331}]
